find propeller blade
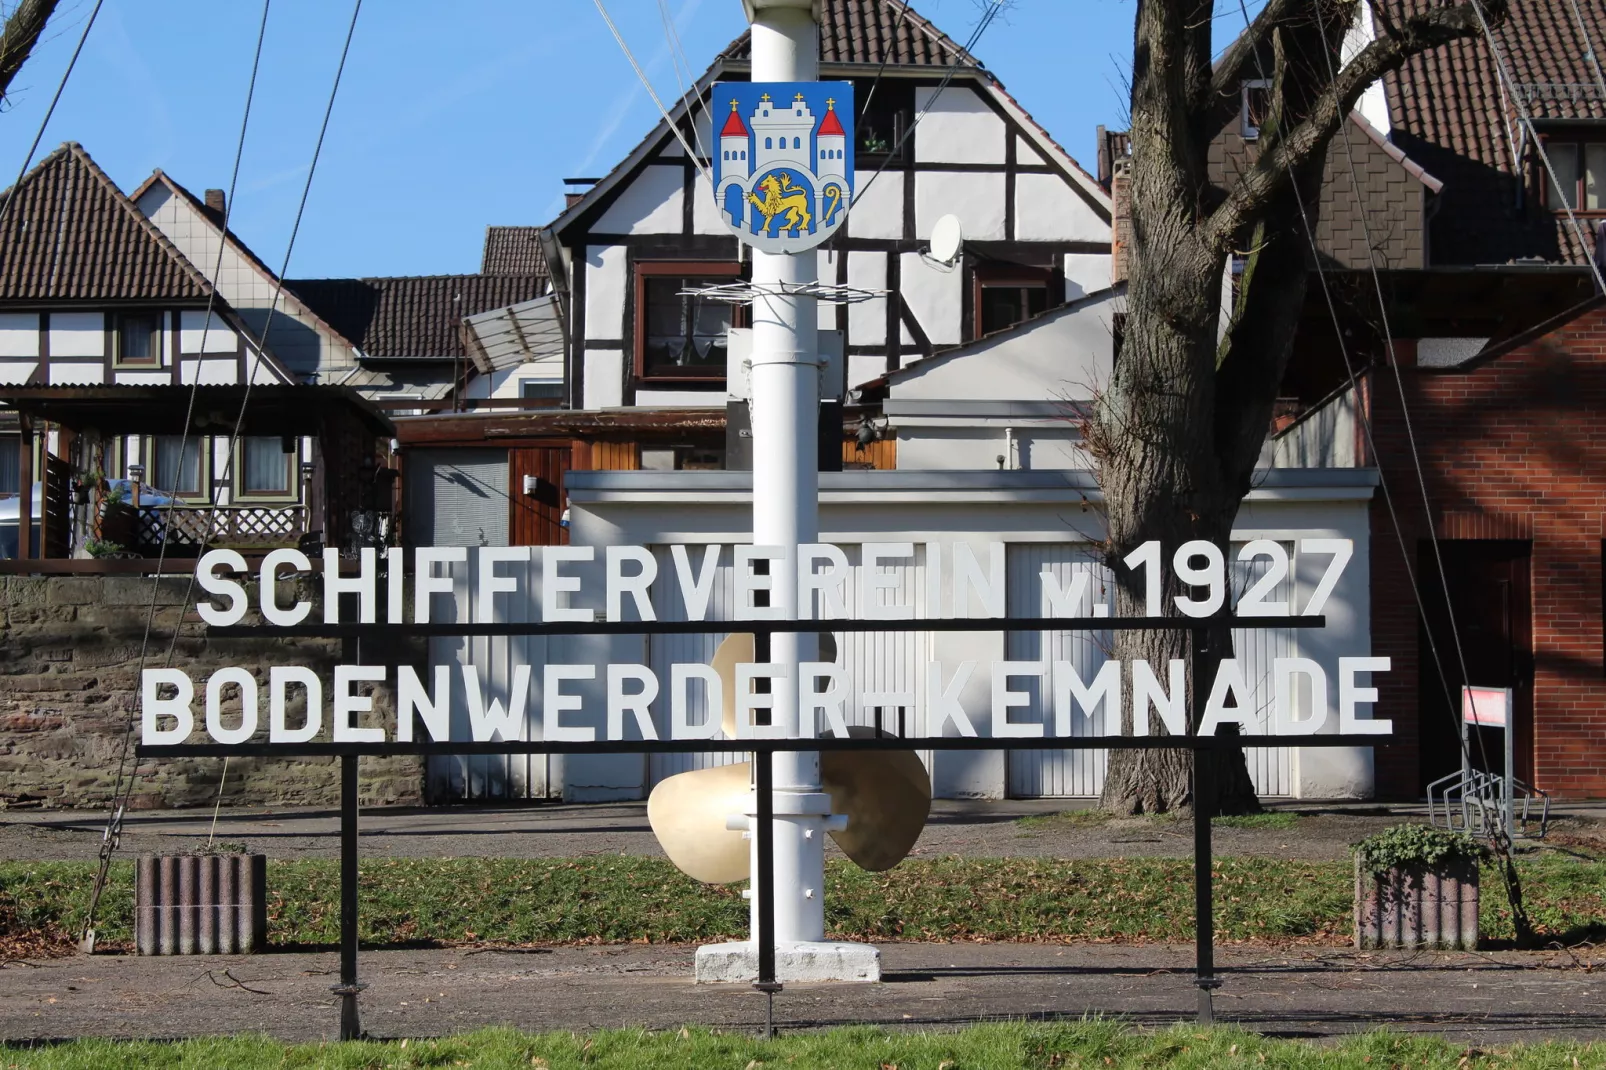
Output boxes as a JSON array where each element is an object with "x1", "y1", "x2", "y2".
[
  {"x1": 646, "y1": 761, "x2": 752, "y2": 885},
  {"x1": 821, "y1": 727, "x2": 931, "y2": 872}
]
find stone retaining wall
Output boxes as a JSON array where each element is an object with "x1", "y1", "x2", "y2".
[{"x1": 0, "y1": 575, "x2": 424, "y2": 809}]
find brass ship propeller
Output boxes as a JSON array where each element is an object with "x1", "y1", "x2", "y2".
[{"x1": 647, "y1": 632, "x2": 932, "y2": 883}]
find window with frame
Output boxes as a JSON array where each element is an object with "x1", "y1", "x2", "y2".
[
  {"x1": 1545, "y1": 140, "x2": 1606, "y2": 212},
  {"x1": 1241, "y1": 79, "x2": 1272, "y2": 140},
  {"x1": 855, "y1": 80, "x2": 912, "y2": 159},
  {"x1": 634, "y1": 262, "x2": 744, "y2": 382},
  {"x1": 520, "y1": 378, "x2": 564, "y2": 401},
  {"x1": 975, "y1": 266, "x2": 1053, "y2": 339},
  {"x1": 238, "y1": 436, "x2": 293, "y2": 497},
  {"x1": 149, "y1": 435, "x2": 205, "y2": 497},
  {"x1": 116, "y1": 312, "x2": 161, "y2": 366}
]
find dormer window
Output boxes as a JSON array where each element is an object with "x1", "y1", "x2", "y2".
[
  {"x1": 1241, "y1": 80, "x2": 1272, "y2": 140},
  {"x1": 1546, "y1": 140, "x2": 1606, "y2": 211},
  {"x1": 115, "y1": 313, "x2": 160, "y2": 367}
]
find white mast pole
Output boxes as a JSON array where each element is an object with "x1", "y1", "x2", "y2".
[
  {"x1": 695, "y1": 0, "x2": 878, "y2": 984},
  {"x1": 747, "y1": 0, "x2": 823, "y2": 949}
]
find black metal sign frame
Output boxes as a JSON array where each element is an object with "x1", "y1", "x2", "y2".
[{"x1": 135, "y1": 612, "x2": 1393, "y2": 1040}]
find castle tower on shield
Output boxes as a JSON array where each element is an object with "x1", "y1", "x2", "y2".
[
  {"x1": 717, "y1": 100, "x2": 750, "y2": 227},
  {"x1": 815, "y1": 97, "x2": 846, "y2": 225},
  {"x1": 750, "y1": 92, "x2": 815, "y2": 174}
]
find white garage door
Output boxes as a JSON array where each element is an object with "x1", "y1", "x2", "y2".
[{"x1": 1005, "y1": 543, "x2": 1295, "y2": 799}]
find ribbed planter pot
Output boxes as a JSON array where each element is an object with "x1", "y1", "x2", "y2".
[
  {"x1": 135, "y1": 854, "x2": 267, "y2": 955},
  {"x1": 1354, "y1": 854, "x2": 1479, "y2": 950}
]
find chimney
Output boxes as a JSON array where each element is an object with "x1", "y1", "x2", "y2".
[
  {"x1": 565, "y1": 192, "x2": 585, "y2": 209},
  {"x1": 1110, "y1": 155, "x2": 1132, "y2": 286},
  {"x1": 204, "y1": 189, "x2": 226, "y2": 216}
]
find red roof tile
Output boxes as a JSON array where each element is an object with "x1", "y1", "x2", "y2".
[
  {"x1": 0, "y1": 143, "x2": 212, "y2": 302},
  {"x1": 286, "y1": 275, "x2": 550, "y2": 360}
]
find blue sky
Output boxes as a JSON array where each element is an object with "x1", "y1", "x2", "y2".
[{"x1": 0, "y1": 1, "x2": 1243, "y2": 279}]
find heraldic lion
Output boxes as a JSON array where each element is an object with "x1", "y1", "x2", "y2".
[{"x1": 747, "y1": 172, "x2": 812, "y2": 236}]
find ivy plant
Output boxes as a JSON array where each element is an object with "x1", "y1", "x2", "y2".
[{"x1": 1355, "y1": 824, "x2": 1487, "y2": 877}]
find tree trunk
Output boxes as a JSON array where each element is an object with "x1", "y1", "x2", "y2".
[{"x1": 0, "y1": 0, "x2": 58, "y2": 104}]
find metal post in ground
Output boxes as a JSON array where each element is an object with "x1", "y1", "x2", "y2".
[
  {"x1": 334, "y1": 752, "x2": 365, "y2": 1041},
  {"x1": 1191, "y1": 627, "x2": 1220, "y2": 1026},
  {"x1": 754, "y1": 747, "x2": 780, "y2": 1038}
]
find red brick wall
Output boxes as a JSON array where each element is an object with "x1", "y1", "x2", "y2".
[{"x1": 1370, "y1": 303, "x2": 1606, "y2": 799}]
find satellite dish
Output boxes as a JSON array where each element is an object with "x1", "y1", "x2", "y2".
[{"x1": 925, "y1": 214, "x2": 964, "y2": 270}]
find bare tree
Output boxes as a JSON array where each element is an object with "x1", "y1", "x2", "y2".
[
  {"x1": 1093, "y1": 0, "x2": 1508, "y2": 815},
  {"x1": 0, "y1": 0, "x2": 59, "y2": 106}
]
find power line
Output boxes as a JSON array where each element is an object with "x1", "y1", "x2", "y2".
[
  {"x1": 1225, "y1": 0, "x2": 1485, "y2": 792},
  {"x1": 1468, "y1": 0, "x2": 1606, "y2": 293},
  {"x1": 79, "y1": 0, "x2": 364, "y2": 946},
  {"x1": 1563, "y1": 0, "x2": 1606, "y2": 105},
  {"x1": 0, "y1": 0, "x2": 103, "y2": 232},
  {"x1": 858, "y1": 0, "x2": 915, "y2": 123},
  {"x1": 851, "y1": 0, "x2": 1005, "y2": 210},
  {"x1": 656, "y1": 0, "x2": 709, "y2": 165},
  {"x1": 80, "y1": 0, "x2": 273, "y2": 947},
  {"x1": 593, "y1": 0, "x2": 712, "y2": 185}
]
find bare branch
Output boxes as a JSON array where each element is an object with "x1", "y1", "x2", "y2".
[
  {"x1": 0, "y1": 0, "x2": 57, "y2": 104},
  {"x1": 1208, "y1": 0, "x2": 1304, "y2": 103},
  {"x1": 1202, "y1": 0, "x2": 1507, "y2": 253}
]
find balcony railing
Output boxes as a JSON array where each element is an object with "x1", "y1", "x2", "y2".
[{"x1": 131, "y1": 504, "x2": 308, "y2": 552}]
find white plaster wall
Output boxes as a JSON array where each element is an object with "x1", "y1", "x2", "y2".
[
  {"x1": 0, "y1": 314, "x2": 38, "y2": 356},
  {"x1": 585, "y1": 245, "x2": 628, "y2": 341},
  {"x1": 914, "y1": 86, "x2": 1006, "y2": 165},
  {"x1": 634, "y1": 389, "x2": 723, "y2": 408},
  {"x1": 690, "y1": 172, "x2": 725, "y2": 236},
  {"x1": 48, "y1": 362, "x2": 104, "y2": 385},
  {"x1": 896, "y1": 426, "x2": 1088, "y2": 471},
  {"x1": 1015, "y1": 172, "x2": 1107, "y2": 243},
  {"x1": 917, "y1": 171, "x2": 1005, "y2": 241},
  {"x1": 114, "y1": 371, "x2": 170, "y2": 386},
  {"x1": 849, "y1": 355, "x2": 886, "y2": 388},
  {"x1": 1016, "y1": 135, "x2": 1045, "y2": 166},
  {"x1": 846, "y1": 252, "x2": 887, "y2": 348},
  {"x1": 0, "y1": 362, "x2": 37, "y2": 383},
  {"x1": 595, "y1": 165, "x2": 684, "y2": 235},
  {"x1": 899, "y1": 253, "x2": 962, "y2": 346},
  {"x1": 49, "y1": 312, "x2": 103, "y2": 357},
  {"x1": 180, "y1": 310, "x2": 237, "y2": 353},
  {"x1": 1064, "y1": 253, "x2": 1112, "y2": 300},
  {"x1": 180, "y1": 357, "x2": 238, "y2": 385},
  {"x1": 584, "y1": 348, "x2": 624, "y2": 409},
  {"x1": 891, "y1": 291, "x2": 1121, "y2": 403},
  {"x1": 849, "y1": 170, "x2": 903, "y2": 240}
]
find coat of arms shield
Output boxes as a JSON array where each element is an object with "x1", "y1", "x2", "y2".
[{"x1": 711, "y1": 81, "x2": 854, "y2": 254}]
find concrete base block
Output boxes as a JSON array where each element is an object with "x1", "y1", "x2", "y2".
[{"x1": 694, "y1": 940, "x2": 881, "y2": 983}]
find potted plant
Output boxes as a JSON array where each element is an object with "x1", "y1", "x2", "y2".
[
  {"x1": 83, "y1": 538, "x2": 125, "y2": 558},
  {"x1": 97, "y1": 479, "x2": 136, "y2": 547},
  {"x1": 1354, "y1": 824, "x2": 1486, "y2": 950}
]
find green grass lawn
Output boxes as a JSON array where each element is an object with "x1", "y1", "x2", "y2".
[
  {"x1": 3, "y1": 1022, "x2": 1605, "y2": 1069},
  {"x1": 1014, "y1": 811, "x2": 1299, "y2": 832},
  {"x1": 4, "y1": 854, "x2": 1602, "y2": 953}
]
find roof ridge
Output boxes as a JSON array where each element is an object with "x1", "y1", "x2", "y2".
[
  {"x1": 139, "y1": 169, "x2": 366, "y2": 352},
  {"x1": 0, "y1": 142, "x2": 215, "y2": 302}
]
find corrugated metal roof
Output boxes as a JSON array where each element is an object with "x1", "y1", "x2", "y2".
[
  {"x1": 286, "y1": 275, "x2": 550, "y2": 360},
  {"x1": 0, "y1": 143, "x2": 213, "y2": 302},
  {"x1": 461, "y1": 293, "x2": 565, "y2": 374}
]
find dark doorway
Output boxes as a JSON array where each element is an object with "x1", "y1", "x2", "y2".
[{"x1": 1416, "y1": 540, "x2": 1533, "y2": 795}]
